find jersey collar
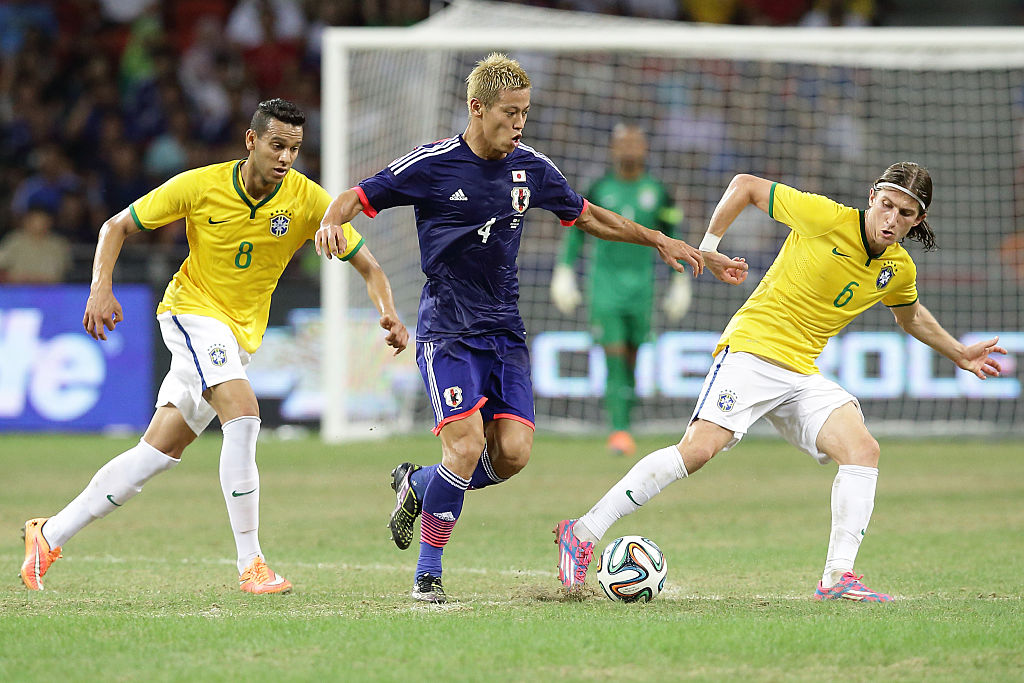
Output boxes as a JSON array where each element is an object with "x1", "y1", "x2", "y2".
[
  {"x1": 857, "y1": 210, "x2": 887, "y2": 266},
  {"x1": 232, "y1": 160, "x2": 283, "y2": 219}
]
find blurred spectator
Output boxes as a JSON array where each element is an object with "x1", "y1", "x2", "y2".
[
  {"x1": 97, "y1": 0, "x2": 157, "y2": 24},
  {"x1": 799, "y1": 0, "x2": 875, "y2": 26},
  {"x1": 57, "y1": 189, "x2": 103, "y2": 246},
  {"x1": 363, "y1": 0, "x2": 430, "y2": 26},
  {"x1": 179, "y1": 16, "x2": 235, "y2": 133},
  {"x1": 739, "y1": 0, "x2": 812, "y2": 25},
  {"x1": 0, "y1": 1, "x2": 58, "y2": 57},
  {"x1": 144, "y1": 110, "x2": 193, "y2": 180},
  {"x1": 11, "y1": 143, "x2": 81, "y2": 218},
  {"x1": 226, "y1": 0, "x2": 307, "y2": 48},
  {"x1": 102, "y1": 144, "x2": 151, "y2": 214},
  {"x1": 240, "y1": 4, "x2": 302, "y2": 93},
  {"x1": 680, "y1": 0, "x2": 743, "y2": 23},
  {"x1": 0, "y1": 207, "x2": 72, "y2": 283}
]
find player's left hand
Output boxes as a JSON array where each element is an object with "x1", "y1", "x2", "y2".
[
  {"x1": 380, "y1": 313, "x2": 409, "y2": 355},
  {"x1": 704, "y1": 251, "x2": 748, "y2": 285},
  {"x1": 315, "y1": 221, "x2": 349, "y2": 259},
  {"x1": 958, "y1": 335, "x2": 1006, "y2": 379},
  {"x1": 658, "y1": 237, "x2": 704, "y2": 276}
]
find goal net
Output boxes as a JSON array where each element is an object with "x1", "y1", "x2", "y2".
[{"x1": 320, "y1": 0, "x2": 1024, "y2": 441}]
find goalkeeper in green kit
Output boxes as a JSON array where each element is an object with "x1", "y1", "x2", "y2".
[{"x1": 551, "y1": 124, "x2": 691, "y2": 456}]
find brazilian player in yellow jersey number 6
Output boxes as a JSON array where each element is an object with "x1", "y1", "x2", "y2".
[
  {"x1": 19, "y1": 99, "x2": 409, "y2": 594},
  {"x1": 556, "y1": 162, "x2": 1006, "y2": 601}
]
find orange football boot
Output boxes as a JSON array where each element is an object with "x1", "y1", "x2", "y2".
[{"x1": 21, "y1": 518, "x2": 62, "y2": 590}]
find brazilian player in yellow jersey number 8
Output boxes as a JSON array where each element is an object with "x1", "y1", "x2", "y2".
[
  {"x1": 20, "y1": 99, "x2": 409, "y2": 594},
  {"x1": 556, "y1": 162, "x2": 1006, "y2": 602}
]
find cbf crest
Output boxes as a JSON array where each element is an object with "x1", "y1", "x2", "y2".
[
  {"x1": 269, "y1": 209, "x2": 292, "y2": 238},
  {"x1": 208, "y1": 344, "x2": 228, "y2": 367},
  {"x1": 511, "y1": 187, "x2": 530, "y2": 213},
  {"x1": 717, "y1": 390, "x2": 738, "y2": 412},
  {"x1": 875, "y1": 261, "x2": 897, "y2": 290}
]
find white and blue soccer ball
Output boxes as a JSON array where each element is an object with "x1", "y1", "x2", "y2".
[{"x1": 595, "y1": 535, "x2": 668, "y2": 602}]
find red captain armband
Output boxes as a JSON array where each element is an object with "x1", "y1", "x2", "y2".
[
  {"x1": 560, "y1": 199, "x2": 589, "y2": 226},
  {"x1": 352, "y1": 186, "x2": 377, "y2": 218}
]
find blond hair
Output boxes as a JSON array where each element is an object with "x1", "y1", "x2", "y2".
[{"x1": 466, "y1": 53, "x2": 531, "y2": 111}]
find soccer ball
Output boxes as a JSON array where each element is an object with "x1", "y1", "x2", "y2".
[{"x1": 595, "y1": 535, "x2": 667, "y2": 602}]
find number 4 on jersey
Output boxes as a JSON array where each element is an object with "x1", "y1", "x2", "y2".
[{"x1": 478, "y1": 218, "x2": 496, "y2": 244}]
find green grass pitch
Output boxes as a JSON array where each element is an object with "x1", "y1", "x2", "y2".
[{"x1": 2, "y1": 432, "x2": 1022, "y2": 681}]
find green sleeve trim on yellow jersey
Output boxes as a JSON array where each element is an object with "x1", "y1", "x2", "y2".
[
  {"x1": 128, "y1": 205, "x2": 151, "y2": 231},
  {"x1": 886, "y1": 297, "x2": 919, "y2": 308},
  {"x1": 340, "y1": 236, "x2": 365, "y2": 261},
  {"x1": 768, "y1": 182, "x2": 778, "y2": 219}
]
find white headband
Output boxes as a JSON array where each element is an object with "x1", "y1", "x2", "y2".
[{"x1": 874, "y1": 182, "x2": 926, "y2": 212}]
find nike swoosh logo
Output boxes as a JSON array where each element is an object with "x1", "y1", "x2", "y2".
[
  {"x1": 625, "y1": 489, "x2": 642, "y2": 506},
  {"x1": 232, "y1": 488, "x2": 257, "y2": 497},
  {"x1": 208, "y1": 217, "x2": 230, "y2": 224},
  {"x1": 106, "y1": 494, "x2": 122, "y2": 506},
  {"x1": 832, "y1": 247, "x2": 851, "y2": 258}
]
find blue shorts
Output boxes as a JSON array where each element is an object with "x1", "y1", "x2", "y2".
[{"x1": 416, "y1": 334, "x2": 535, "y2": 436}]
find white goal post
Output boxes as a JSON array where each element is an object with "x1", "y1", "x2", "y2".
[{"x1": 320, "y1": 1, "x2": 1024, "y2": 442}]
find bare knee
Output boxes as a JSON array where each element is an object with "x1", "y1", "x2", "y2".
[
  {"x1": 676, "y1": 419, "x2": 732, "y2": 474},
  {"x1": 444, "y1": 431, "x2": 487, "y2": 471},
  {"x1": 489, "y1": 432, "x2": 532, "y2": 479},
  {"x1": 833, "y1": 437, "x2": 880, "y2": 467}
]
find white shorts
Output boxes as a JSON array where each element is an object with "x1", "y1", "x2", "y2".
[
  {"x1": 690, "y1": 348, "x2": 861, "y2": 464},
  {"x1": 156, "y1": 312, "x2": 251, "y2": 436}
]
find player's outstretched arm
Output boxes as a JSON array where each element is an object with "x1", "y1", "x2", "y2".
[
  {"x1": 347, "y1": 246, "x2": 409, "y2": 355},
  {"x1": 696, "y1": 173, "x2": 773, "y2": 285},
  {"x1": 83, "y1": 208, "x2": 137, "y2": 341},
  {"x1": 891, "y1": 301, "x2": 1006, "y2": 379},
  {"x1": 316, "y1": 189, "x2": 364, "y2": 259},
  {"x1": 576, "y1": 202, "x2": 704, "y2": 275}
]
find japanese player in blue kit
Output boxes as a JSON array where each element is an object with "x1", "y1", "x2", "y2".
[{"x1": 316, "y1": 53, "x2": 747, "y2": 602}]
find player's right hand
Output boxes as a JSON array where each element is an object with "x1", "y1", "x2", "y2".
[
  {"x1": 83, "y1": 288, "x2": 123, "y2": 341},
  {"x1": 704, "y1": 251, "x2": 748, "y2": 285},
  {"x1": 657, "y1": 237, "x2": 704, "y2": 276},
  {"x1": 315, "y1": 221, "x2": 349, "y2": 259},
  {"x1": 380, "y1": 313, "x2": 409, "y2": 355},
  {"x1": 550, "y1": 264, "x2": 581, "y2": 315}
]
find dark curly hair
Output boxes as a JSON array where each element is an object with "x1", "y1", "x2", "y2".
[
  {"x1": 250, "y1": 98, "x2": 305, "y2": 136},
  {"x1": 872, "y1": 161, "x2": 936, "y2": 251}
]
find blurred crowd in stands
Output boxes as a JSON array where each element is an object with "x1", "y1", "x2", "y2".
[{"x1": 5, "y1": 0, "x2": 989, "y2": 286}]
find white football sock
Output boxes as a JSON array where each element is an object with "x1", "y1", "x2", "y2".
[
  {"x1": 42, "y1": 439, "x2": 178, "y2": 548},
  {"x1": 219, "y1": 416, "x2": 263, "y2": 573},
  {"x1": 576, "y1": 445, "x2": 688, "y2": 544},
  {"x1": 822, "y1": 464, "x2": 878, "y2": 587}
]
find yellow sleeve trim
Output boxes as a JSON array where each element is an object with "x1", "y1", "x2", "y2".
[
  {"x1": 128, "y1": 205, "x2": 152, "y2": 231},
  {"x1": 886, "y1": 297, "x2": 919, "y2": 308}
]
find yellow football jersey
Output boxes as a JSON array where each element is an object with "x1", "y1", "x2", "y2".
[
  {"x1": 715, "y1": 182, "x2": 918, "y2": 375},
  {"x1": 130, "y1": 160, "x2": 363, "y2": 352}
]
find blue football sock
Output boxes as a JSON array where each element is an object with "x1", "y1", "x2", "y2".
[
  {"x1": 416, "y1": 464, "x2": 469, "y2": 580},
  {"x1": 409, "y1": 464, "x2": 437, "y2": 500},
  {"x1": 468, "y1": 444, "x2": 506, "y2": 490}
]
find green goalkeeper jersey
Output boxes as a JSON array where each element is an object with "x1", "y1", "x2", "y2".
[{"x1": 558, "y1": 172, "x2": 681, "y2": 313}]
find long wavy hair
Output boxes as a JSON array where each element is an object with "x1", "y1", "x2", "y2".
[{"x1": 873, "y1": 161, "x2": 936, "y2": 251}]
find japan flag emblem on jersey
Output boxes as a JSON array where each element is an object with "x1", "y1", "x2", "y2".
[
  {"x1": 511, "y1": 187, "x2": 530, "y2": 213},
  {"x1": 444, "y1": 386, "x2": 463, "y2": 409},
  {"x1": 512, "y1": 169, "x2": 526, "y2": 182}
]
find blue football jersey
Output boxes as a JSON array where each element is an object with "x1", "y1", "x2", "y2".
[{"x1": 356, "y1": 135, "x2": 586, "y2": 341}]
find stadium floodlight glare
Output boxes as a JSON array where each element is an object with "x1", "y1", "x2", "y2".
[{"x1": 321, "y1": 3, "x2": 1024, "y2": 442}]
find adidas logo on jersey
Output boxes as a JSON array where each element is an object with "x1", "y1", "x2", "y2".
[
  {"x1": 449, "y1": 189, "x2": 468, "y2": 201},
  {"x1": 432, "y1": 511, "x2": 457, "y2": 522}
]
